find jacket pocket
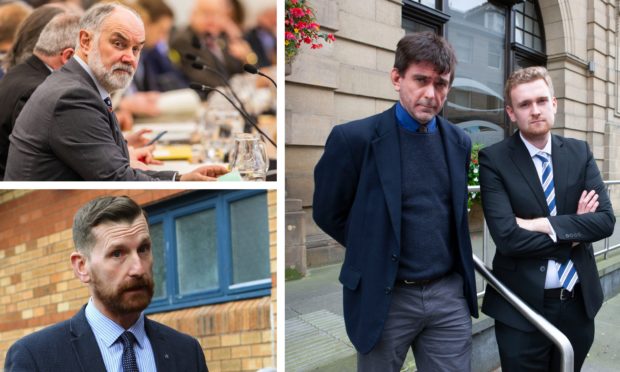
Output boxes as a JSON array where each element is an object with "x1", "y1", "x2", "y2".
[{"x1": 339, "y1": 265, "x2": 361, "y2": 290}]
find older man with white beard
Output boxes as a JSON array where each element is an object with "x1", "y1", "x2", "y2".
[{"x1": 5, "y1": 2, "x2": 228, "y2": 181}]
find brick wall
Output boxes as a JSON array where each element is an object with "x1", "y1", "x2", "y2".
[{"x1": 0, "y1": 189, "x2": 277, "y2": 371}]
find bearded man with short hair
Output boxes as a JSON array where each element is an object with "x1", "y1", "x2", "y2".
[
  {"x1": 4, "y1": 195, "x2": 209, "y2": 372},
  {"x1": 5, "y1": 2, "x2": 227, "y2": 181}
]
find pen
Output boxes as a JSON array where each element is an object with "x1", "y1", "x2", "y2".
[{"x1": 146, "y1": 131, "x2": 167, "y2": 146}]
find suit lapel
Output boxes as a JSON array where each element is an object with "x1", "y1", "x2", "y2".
[
  {"x1": 146, "y1": 318, "x2": 175, "y2": 371},
  {"x1": 69, "y1": 307, "x2": 107, "y2": 372},
  {"x1": 437, "y1": 117, "x2": 468, "y2": 228},
  {"x1": 509, "y1": 133, "x2": 549, "y2": 214},
  {"x1": 371, "y1": 106, "x2": 401, "y2": 248},
  {"x1": 550, "y1": 135, "x2": 568, "y2": 215}
]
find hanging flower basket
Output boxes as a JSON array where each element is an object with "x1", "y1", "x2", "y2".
[{"x1": 285, "y1": 0, "x2": 335, "y2": 64}]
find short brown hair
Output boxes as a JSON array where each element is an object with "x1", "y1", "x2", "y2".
[
  {"x1": 137, "y1": 0, "x2": 173, "y2": 23},
  {"x1": 504, "y1": 66, "x2": 555, "y2": 107},
  {"x1": 2, "y1": 4, "x2": 64, "y2": 70},
  {"x1": 72, "y1": 195, "x2": 146, "y2": 255},
  {"x1": 0, "y1": 1, "x2": 32, "y2": 46},
  {"x1": 393, "y1": 31, "x2": 457, "y2": 84}
]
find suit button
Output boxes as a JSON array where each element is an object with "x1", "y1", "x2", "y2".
[
  {"x1": 391, "y1": 254, "x2": 398, "y2": 262},
  {"x1": 540, "y1": 266, "x2": 546, "y2": 272},
  {"x1": 385, "y1": 287, "x2": 392, "y2": 294}
]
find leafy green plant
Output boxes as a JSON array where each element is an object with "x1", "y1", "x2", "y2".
[{"x1": 468, "y1": 143, "x2": 483, "y2": 211}]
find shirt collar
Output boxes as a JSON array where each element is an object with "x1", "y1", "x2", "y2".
[
  {"x1": 519, "y1": 131, "x2": 552, "y2": 158},
  {"x1": 73, "y1": 55, "x2": 110, "y2": 101},
  {"x1": 395, "y1": 102, "x2": 437, "y2": 133},
  {"x1": 85, "y1": 298, "x2": 148, "y2": 350}
]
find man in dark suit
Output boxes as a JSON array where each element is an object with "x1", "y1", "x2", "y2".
[
  {"x1": 0, "y1": 10, "x2": 78, "y2": 179},
  {"x1": 4, "y1": 195, "x2": 209, "y2": 372},
  {"x1": 5, "y1": 2, "x2": 227, "y2": 181},
  {"x1": 313, "y1": 32, "x2": 478, "y2": 371},
  {"x1": 479, "y1": 66, "x2": 615, "y2": 371}
]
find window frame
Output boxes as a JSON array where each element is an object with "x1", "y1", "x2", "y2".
[
  {"x1": 144, "y1": 190, "x2": 271, "y2": 314},
  {"x1": 402, "y1": 0, "x2": 547, "y2": 138}
]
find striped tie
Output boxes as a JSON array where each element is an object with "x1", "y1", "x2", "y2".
[{"x1": 535, "y1": 152, "x2": 578, "y2": 291}]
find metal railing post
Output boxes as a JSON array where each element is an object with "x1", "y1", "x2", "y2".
[
  {"x1": 467, "y1": 180, "x2": 620, "y2": 371},
  {"x1": 472, "y1": 254, "x2": 574, "y2": 372}
]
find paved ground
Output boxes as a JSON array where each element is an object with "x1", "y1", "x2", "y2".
[{"x1": 286, "y1": 263, "x2": 620, "y2": 372}]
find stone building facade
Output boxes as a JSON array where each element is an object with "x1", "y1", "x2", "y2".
[
  {"x1": 285, "y1": 0, "x2": 620, "y2": 269},
  {"x1": 0, "y1": 189, "x2": 277, "y2": 372}
]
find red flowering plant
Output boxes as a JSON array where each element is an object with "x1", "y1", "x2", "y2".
[
  {"x1": 468, "y1": 143, "x2": 483, "y2": 212},
  {"x1": 285, "y1": 0, "x2": 335, "y2": 63}
]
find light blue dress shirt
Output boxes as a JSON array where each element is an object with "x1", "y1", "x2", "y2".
[{"x1": 85, "y1": 298, "x2": 157, "y2": 372}]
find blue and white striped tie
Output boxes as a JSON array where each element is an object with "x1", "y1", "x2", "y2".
[{"x1": 535, "y1": 152, "x2": 578, "y2": 291}]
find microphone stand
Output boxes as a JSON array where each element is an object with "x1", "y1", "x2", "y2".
[{"x1": 190, "y1": 83, "x2": 276, "y2": 147}]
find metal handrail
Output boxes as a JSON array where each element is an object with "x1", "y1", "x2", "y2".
[
  {"x1": 472, "y1": 254, "x2": 574, "y2": 372},
  {"x1": 468, "y1": 180, "x2": 620, "y2": 372}
]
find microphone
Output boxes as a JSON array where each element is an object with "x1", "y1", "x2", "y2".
[
  {"x1": 243, "y1": 64, "x2": 277, "y2": 88},
  {"x1": 189, "y1": 83, "x2": 276, "y2": 147},
  {"x1": 187, "y1": 55, "x2": 251, "y2": 126}
]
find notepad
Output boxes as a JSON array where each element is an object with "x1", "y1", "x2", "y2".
[{"x1": 153, "y1": 145, "x2": 193, "y2": 160}]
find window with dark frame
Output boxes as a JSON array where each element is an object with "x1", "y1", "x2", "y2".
[
  {"x1": 401, "y1": 0, "x2": 547, "y2": 142},
  {"x1": 145, "y1": 190, "x2": 271, "y2": 314}
]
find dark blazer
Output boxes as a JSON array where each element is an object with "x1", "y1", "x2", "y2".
[
  {"x1": 244, "y1": 27, "x2": 275, "y2": 68},
  {"x1": 0, "y1": 55, "x2": 51, "y2": 179},
  {"x1": 170, "y1": 27, "x2": 243, "y2": 96},
  {"x1": 313, "y1": 105, "x2": 478, "y2": 354},
  {"x1": 4, "y1": 58, "x2": 175, "y2": 181},
  {"x1": 4, "y1": 306, "x2": 208, "y2": 372},
  {"x1": 480, "y1": 133, "x2": 615, "y2": 331},
  {"x1": 134, "y1": 46, "x2": 188, "y2": 93}
]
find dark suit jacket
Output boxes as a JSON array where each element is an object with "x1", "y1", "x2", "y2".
[
  {"x1": 0, "y1": 55, "x2": 51, "y2": 179},
  {"x1": 4, "y1": 58, "x2": 175, "y2": 181},
  {"x1": 244, "y1": 27, "x2": 275, "y2": 68},
  {"x1": 4, "y1": 306, "x2": 208, "y2": 372},
  {"x1": 480, "y1": 133, "x2": 615, "y2": 331},
  {"x1": 313, "y1": 105, "x2": 478, "y2": 354},
  {"x1": 134, "y1": 46, "x2": 188, "y2": 93},
  {"x1": 170, "y1": 27, "x2": 243, "y2": 97}
]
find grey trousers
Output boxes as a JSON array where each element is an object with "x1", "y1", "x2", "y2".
[{"x1": 357, "y1": 272, "x2": 472, "y2": 372}]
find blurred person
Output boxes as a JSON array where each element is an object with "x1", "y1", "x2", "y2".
[
  {"x1": 170, "y1": 0, "x2": 252, "y2": 95},
  {"x1": 5, "y1": 2, "x2": 227, "y2": 181},
  {"x1": 0, "y1": 11, "x2": 79, "y2": 179},
  {"x1": 2, "y1": 3, "x2": 65, "y2": 72},
  {"x1": 0, "y1": 0, "x2": 33, "y2": 76},
  {"x1": 132, "y1": 0, "x2": 187, "y2": 92},
  {"x1": 243, "y1": 4, "x2": 275, "y2": 67},
  {"x1": 4, "y1": 195, "x2": 209, "y2": 372}
]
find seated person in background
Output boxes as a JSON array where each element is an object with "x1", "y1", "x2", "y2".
[
  {"x1": 0, "y1": 0, "x2": 33, "y2": 77},
  {"x1": 0, "y1": 8, "x2": 78, "y2": 179},
  {"x1": 5, "y1": 2, "x2": 227, "y2": 181},
  {"x1": 170, "y1": 0, "x2": 252, "y2": 97},
  {"x1": 133, "y1": 0, "x2": 187, "y2": 92},
  {"x1": 2, "y1": 2, "x2": 80, "y2": 72},
  {"x1": 244, "y1": 4, "x2": 275, "y2": 68}
]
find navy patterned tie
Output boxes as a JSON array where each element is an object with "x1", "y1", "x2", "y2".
[
  {"x1": 119, "y1": 331, "x2": 139, "y2": 372},
  {"x1": 535, "y1": 152, "x2": 578, "y2": 291},
  {"x1": 104, "y1": 97, "x2": 113, "y2": 112}
]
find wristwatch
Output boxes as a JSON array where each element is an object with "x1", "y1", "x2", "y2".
[{"x1": 174, "y1": 173, "x2": 182, "y2": 181}]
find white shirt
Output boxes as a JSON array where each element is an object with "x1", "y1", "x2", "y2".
[{"x1": 519, "y1": 132, "x2": 565, "y2": 289}]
